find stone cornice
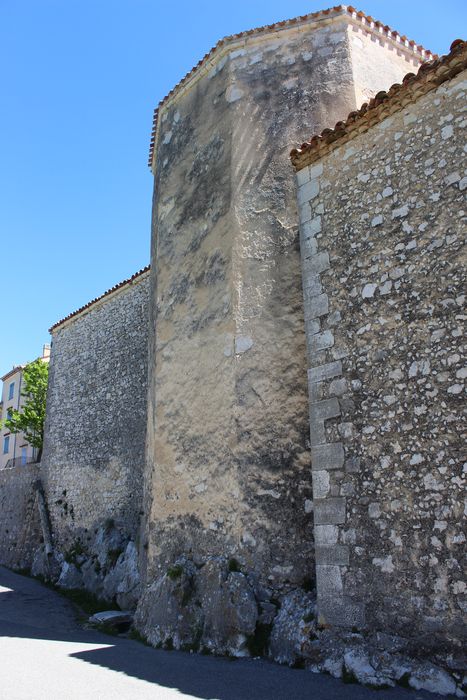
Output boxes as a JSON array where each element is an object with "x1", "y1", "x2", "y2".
[{"x1": 148, "y1": 6, "x2": 434, "y2": 172}]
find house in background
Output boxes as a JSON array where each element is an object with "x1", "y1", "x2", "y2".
[{"x1": 0, "y1": 344, "x2": 50, "y2": 469}]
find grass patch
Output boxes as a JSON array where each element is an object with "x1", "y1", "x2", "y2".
[
  {"x1": 129, "y1": 628, "x2": 151, "y2": 646},
  {"x1": 59, "y1": 588, "x2": 120, "y2": 616},
  {"x1": 92, "y1": 621, "x2": 122, "y2": 636},
  {"x1": 167, "y1": 564, "x2": 183, "y2": 580}
]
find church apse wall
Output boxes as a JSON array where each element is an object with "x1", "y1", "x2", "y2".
[{"x1": 137, "y1": 7, "x2": 426, "y2": 656}]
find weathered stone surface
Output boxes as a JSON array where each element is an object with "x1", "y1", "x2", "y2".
[
  {"x1": 197, "y1": 559, "x2": 258, "y2": 656},
  {"x1": 136, "y1": 557, "x2": 258, "y2": 656},
  {"x1": 409, "y1": 662, "x2": 458, "y2": 696},
  {"x1": 135, "y1": 559, "x2": 202, "y2": 651},
  {"x1": 103, "y1": 541, "x2": 141, "y2": 610},
  {"x1": 344, "y1": 649, "x2": 394, "y2": 688},
  {"x1": 317, "y1": 596, "x2": 365, "y2": 628},
  {"x1": 269, "y1": 589, "x2": 316, "y2": 666},
  {"x1": 88, "y1": 609, "x2": 134, "y2": 633},
  {"x1": 57, "y1": 562, "x2": 83, "y2": 590}
]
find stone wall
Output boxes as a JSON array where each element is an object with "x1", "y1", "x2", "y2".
[
  {"x1": 138, "y1": 10, "x2": 423, "y2": 655},
  {"x1": 38, "y1": 271, "x2": 150, "y2": 605},
  {"x1": 295, "y1": 67, "x2": 466, "y2": 656},
  {"x1": 0, "y1": 464, "x2": 41, "y2": 570}
]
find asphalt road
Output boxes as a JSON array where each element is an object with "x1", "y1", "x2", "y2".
[{"x1": 0, "y1": 566, "x2": 444, "y2": 700}]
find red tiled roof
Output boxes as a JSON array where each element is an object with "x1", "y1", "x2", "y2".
[
  {"x1": 291, "y1": 39, "x2": 466, "y2": 170},
  {"x1": 147, "y1": 5, "x2": 435, "y2": 169},
  {"x1": 49, "y1": 266, "x2": 150, "y2": 333},
  {"x1": 1, "y1": 365, "x2": 25, "y2": 383}
]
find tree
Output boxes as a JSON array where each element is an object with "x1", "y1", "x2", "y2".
[{"x1": 2, "y1": 358, "x2": 49, "y2": 461}]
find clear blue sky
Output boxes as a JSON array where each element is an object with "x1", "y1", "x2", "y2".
[{"x1": 0, "y1": 1, "x2": 465, "y2": 373}]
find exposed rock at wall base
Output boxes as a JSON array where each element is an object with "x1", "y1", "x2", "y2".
[
  {"x1": 103, "y1": 541, "x2": 141, "y2": 610},
  {"x1": 57, "y1": 561, "x2": 83, "y2": 589},
  {"x1": 269, "y1": 589, "x2": 317, "y2": 665},
  {"x1": 134, "y1": 557, "x2": 464, "y2": 696},
  {"x1": 408, "y1": 663, "x2": 459, "y2": 697},
  {"x1": 135, "y1": 557, "x2": 258, "y2": 656},
  {"x1": 307, "y1": 633, "x2": 465, "y2": 697},
  {"x1": 29, "y1": 524, "x2": 141, "y2": 611},
  {"x1": 31, "y1": 546, "x2": 63, "y2": 582}
]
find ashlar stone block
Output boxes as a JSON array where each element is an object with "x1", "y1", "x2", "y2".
[
  {"x1": 311, "y1": 442, "x2": 345, "y2": 470},
  {"x1": 314, "y1": 497, "x2": 346, "y2": 524}
]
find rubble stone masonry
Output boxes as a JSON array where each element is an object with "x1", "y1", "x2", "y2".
[
  {"x1": 296, "y1": 67, "x2": 466, "y2": 653},
  {"x1": 42, "y1": 271, "x2": 150, "y2": 555}
]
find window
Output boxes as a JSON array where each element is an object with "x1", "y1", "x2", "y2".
[
  {"x1": 3, "y1": 436, "x2": 9, "y2": 454},
  {"x1": 8, "y1": 382, "x2": 14, "y2": 400},
  {"x1": 6, "y1": 408, "x2": 12, "y2": 421},
  {"x1": 21, "y1": 447, "x2": 27, "y2": 466}
]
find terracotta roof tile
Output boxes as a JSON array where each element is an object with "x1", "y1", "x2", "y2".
[
  {"x1": 290, "y1": 39, "x2": 466, "y2": 170},
  {"x1": 147, "y1": 5, "x2": 435, "y2": 169},
  {"x1": 49, "y1": 265, "x2": 150, "y2": 334}
]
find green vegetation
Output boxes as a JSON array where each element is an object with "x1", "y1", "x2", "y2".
[
  {"x1": 2, "y1": 359, "x2": 48, "y2": 459},
  {"x1": 128, "y1": 628, "x2": 151, "y2": 646},
  {"x1": 167, "y1": 564, "x2": 183, "y2": 580},
  {"x1": 59, "y1": 588, "x2": 120, "y2": 616}
]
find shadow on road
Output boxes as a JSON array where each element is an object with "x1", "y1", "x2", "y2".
[{"x1": 0, "y1": 566, "x2": 444, "y2": 700}]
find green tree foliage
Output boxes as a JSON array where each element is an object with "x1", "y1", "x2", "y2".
[{"x1": 3, "y1": 359, "x2": 49, "y2": 459}]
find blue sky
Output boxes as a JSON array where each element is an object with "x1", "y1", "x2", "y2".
[{"x1": 0, "y1": 0, "x2": 465, "y2": 373}]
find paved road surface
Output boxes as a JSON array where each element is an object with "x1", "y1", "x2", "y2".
[{"x1": 0, "y1": 567, "x2": 444, "y2": 700}]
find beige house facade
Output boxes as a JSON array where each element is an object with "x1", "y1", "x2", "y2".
[{"x1": 0, "y1": 345, "x2": 50, "y2": 469}]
